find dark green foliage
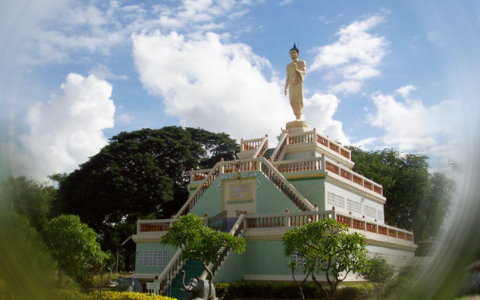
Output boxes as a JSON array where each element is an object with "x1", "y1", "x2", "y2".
[
  {"x1": 415, "y1": 172, "x2": 455, "y2": 240},
  {"x1": 1, "y1": 176, "x2": 55, "y2": 231},
  {"x1": 348, "y1": 147, "x2": 454, "y2": 241},
  {"x1": 335, "y1": 285, "x2": 372, "y2": 300},
  {"x1": 283, "y1": 218, "x2": 369, "y2": 300},
  {"x1": 161, "y1": 215, "x2": 246, "y2": 280},
  {"x1": 0, "y1": 212, "x2": 59, "y2": 300},
  {"x1": 43, "y1": 215, "x2": 110, "y2": 289},
  {"x1": 361, "y1": 257, "x2": 394, "y2": 299},
  {"x1": 215, "y1": 281, "x2": 373, "y2": 300},
  {"x1": 383, "y1": 264, "x2": 420, "y2": 298},
  {"x1": 362, "y1": 257, "x2": 394, "y2": 284},
  {"x1": 51, "y1": 126, "x2": 238, "y2": 270},
  {"x1": 185, "y1": 127, "x2": 238, "y2": 168},
  {"x1": 161, "y1": 214, "x2": 245, "y2": 300}
]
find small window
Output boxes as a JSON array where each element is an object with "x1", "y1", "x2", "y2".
[
  {"x1": 290, "y1": 253, "x2": 306, "y2": 266},
  {"x1": 138, "y1": 250, "x2": 168, "y2": 266}
]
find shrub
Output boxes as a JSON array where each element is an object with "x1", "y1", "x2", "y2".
[
  {"x1": 216, "y1": 281, "x2": 317, "y2": 299},
  {"x1": 384, "y1": 264, "x2": 418, "y2": 297},
  {"x1": 53, "y1": 289, "x2": 176, "y2": 300},
  {"x1": 91, "y1": 272, "x2": 128, "y2": 288},
  {"x1": 335, "y1": 285, "x2": 373, "y2": 300},
  {"x1": 362, "y1": 257, "x2": 394, "y2": 299},
  {"x1": 215, "y1": 281, "x2": 372, "y2": 300},
  {"x1": 54, "y1": 289, "x2": 93, "y2": 300},
  {"x1": 90, "y1": 291, "x2": 176, "y2": 300}
]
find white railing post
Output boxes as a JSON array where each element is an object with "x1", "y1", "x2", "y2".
[
  {"x1": 270, "y1": 131, "x2": 288, "y2": 161},
  {"x1": 252, "y1": 135, "x2": 268, "y2": 158},
  {"x1": 285, "y1": 209, "x2": 291, "y2": 227}
]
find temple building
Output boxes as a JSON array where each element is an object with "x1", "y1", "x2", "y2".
[
  {"x1": 131, "y1": 45, "x2": 416, "y2": 298},
  {"x1": 131, "y1": 123, "x2": 417, "y2": 297}
]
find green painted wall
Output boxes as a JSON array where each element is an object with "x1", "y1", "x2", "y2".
[
  {"x1": 134, "y1": 242, "x2": 177, "y2": 274},
  {"x1": 256, "y1": 172, "x2": 302, "y2": 214},
  {"x1": 215, "y1": 240, "x2": 300, "y2": 281},
  {"x1": 190, "y1": 176, "x2": 223, "y2": 217},
  {"x1": 244, "y1": 240, "x2": 297, "y2": 276},
  {"x1": 289, "y1": 175, "x2": 325, "y2": 209},
  {"x1": 189, "y1": 171, "x2": 305, "y2": 216},
  {"x1": 283, "y1": 151, "x2": 315, "y2": 161},
  {"x1": 214, "y1": 252, "x2": 245, "y2": 282}
]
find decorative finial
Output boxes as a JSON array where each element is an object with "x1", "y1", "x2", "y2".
[{"x1": 290, "y1": 43, "x2": 299, "y2": 54}]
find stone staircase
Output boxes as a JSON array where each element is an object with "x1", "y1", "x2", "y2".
[
  {"x1": 164, "y1": 259, "x2": 204, "y2": 300},
  {"x1": 159, "y1": 215, "x2": 246, "y2": 299}
]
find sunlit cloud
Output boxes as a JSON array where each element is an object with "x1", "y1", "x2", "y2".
[
  {"x1": 304, "y1": 93, "x2": 349, "y2": 144},
  {"x1": 132, "y1": 31, "x2": 291, "y2": 141},
  {"x1": 310, "y1": 15, "x2": 387, "y2": 94},
  {"x1": 14, "y1": 74, "x2": 115, "y2": 180},
  {"x1": 367, "y1": 88, "x2": 460, "y2": 165}
]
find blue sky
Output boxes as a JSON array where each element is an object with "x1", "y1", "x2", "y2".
[{"x1": 1, "y1": 0, "x2": 479, "y2": 180}]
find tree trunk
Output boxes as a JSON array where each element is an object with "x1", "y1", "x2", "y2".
[
  {"x1": 290, "y1": 267, "x2": 308, "y2": 300},
  {"x1": 201, "y1": 261, "x2": 215, "y2": 300},
  {"x1": 311, "y1": 274, "x2": 329, "y2": 300}
]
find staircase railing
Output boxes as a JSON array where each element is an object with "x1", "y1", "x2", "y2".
[
  {"x1": 175, "y1": 162, "x2": 224, "y2": 218},
  {"x1": 208, "y1": 210, "x2": 228, "y2": 231},
  {"x1": 272, "y1": 156, "x2": 324, "y2": 173},
  {"x1": 254, "y1": 135, "x2": 269, "y2": 158},
  {"x1": 200, "y1": 213, "x2": 247, "y2": 280},
  {"x1": 271, "y1": 131, "x2": 288, "y2": 161},
  {"x1": 157, "y1": 246, "x2": 186, "y2": 295},
  {"x1": 258, "y1": 158, "x2": 316, "y2": 212}
]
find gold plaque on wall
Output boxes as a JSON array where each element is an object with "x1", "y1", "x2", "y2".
[{"x1": 228, "y1": 181, "x2": 254, "y2": 203}]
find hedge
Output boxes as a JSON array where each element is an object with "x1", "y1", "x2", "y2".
[
  {"x1": 215, "y1": 281, "x2": 373, "y2": 300},
  {"x1": 54, "y1": 289, "x2": 176, "y2": 300}
]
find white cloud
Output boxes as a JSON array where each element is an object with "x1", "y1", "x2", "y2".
[
  {"x1": 117, "y1": 113, "x2": 134, "y2": 125},
  {"x1": 89, "y1": 64, "x2": 128, "y2": 80},
  {"x1": 352, "y1": 137, "x2": 378, "y2": 149},
  {"x1": 396, "y1": 85, "x2": 416, "y2": 98},
  {"x1": 368, "y1": 90, "x2": 460, "y2": 161},
  {"x1": 132, "y1": 31, "x2": 293, "y2": 141},
  {"x1": 311, "y1": 15, "x2": 387, "y2": 94},
  {"x1": 15, "y1": 73, "x2": 115, "y2": 180},
  {"x1": 16, "y1": 0, "x2": 255, "y2": 65},
  {"x1": 304, "y1": 93, "x2": 349, "y2": 144}
]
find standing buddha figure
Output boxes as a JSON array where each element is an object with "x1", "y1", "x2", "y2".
[{"x1": 284, "y1": 44, "x2": 306, "y2": 120}]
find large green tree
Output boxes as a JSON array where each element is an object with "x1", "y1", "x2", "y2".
[
  {"x1": 414, "y1": 172, "x2": 455, "y2": 240},
  {"x1": 1, "y1": 176, "x2": 55, "y2": 232},
  {"x1": 283, "y1": 218, "x2": 369, "y2": 300},
  {"x1": 51, "y1": 126, "x2": 238, "y2": 269},
  {"x1": 42, "y1": 215, "x2": 109, "y2": 289},
  {"x1": 348, "y1": 147, "x2": 454, "y2": 241}
]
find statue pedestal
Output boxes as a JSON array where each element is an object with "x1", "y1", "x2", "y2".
[{"x1": 286, "y1": 120, "x2": 309, "y2": 134}]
